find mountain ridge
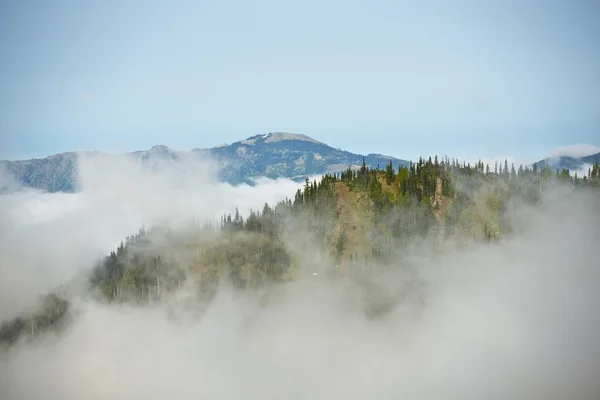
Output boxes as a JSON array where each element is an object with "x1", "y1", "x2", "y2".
[
  {"x1": 0, "y1": 133, "x2": 409, "y2": 193},
  {"x1": 533, "y1": 151, "x2": 600, "y2": 174}
]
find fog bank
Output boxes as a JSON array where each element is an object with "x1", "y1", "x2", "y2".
[{"x1": 1, "y1": 155, "x2": 599, "y2": 399}]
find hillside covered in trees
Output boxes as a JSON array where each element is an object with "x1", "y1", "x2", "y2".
[{"x1": 2, "y1": 157, "x2": 599, "y2": 345}]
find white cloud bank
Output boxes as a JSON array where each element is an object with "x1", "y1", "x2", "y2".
[
  {"x1": 548, "y1": 144, "x2": 600, "y2": 158},
  {"x1": 0, "y1": 154, "x2": 599, "y2": 399},
  {"x1": 0, "y1": 152, "x2": 303, "y2": 320}
]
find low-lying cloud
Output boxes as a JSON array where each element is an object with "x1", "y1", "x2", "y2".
[
  {"x1": 0, "y1": 152, "x2": 303, "y2": 320},
  {"x1": 1, "y1": 153, "x2": 599, "y2": 399},
  {"x1": 549, "y1": 143, "x2": 600, "y2": 158}
]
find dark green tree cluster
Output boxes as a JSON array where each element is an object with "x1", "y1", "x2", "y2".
[
  {"x1": 0, "y1": 293, "x2": 70, "y2": 347},
  {"x1": 90, "y1": 227, "x2": 188, "y2": 303}
]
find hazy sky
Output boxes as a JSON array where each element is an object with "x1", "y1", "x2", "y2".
[{"x1": 1, "y1": 0, "x2": 599, "y2": 162}]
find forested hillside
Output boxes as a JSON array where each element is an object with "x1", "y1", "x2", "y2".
[{"x1": 2, "y1": 157, "x2": 599, "y2": 345}]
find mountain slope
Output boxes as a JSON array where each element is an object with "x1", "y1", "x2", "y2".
[
  {"x1": 0, "y1": 152, "x2": 81, "y2": 193},
  {"x1": 0, "y1": 133, "x2": 409, "y2": 193},
  {"x1": 0, "y1": 146, "x2": 182, "y2": 193},
  {"x1": 533, "y1": 152, "x2": 600, "y2": 174},
  {"x1": 196, "y1": 132, "x2": 409, "y2": 184}
]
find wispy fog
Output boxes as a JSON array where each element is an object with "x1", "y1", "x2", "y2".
[
  {"x1": 0, "y1": 153, "x2": 303, "y2": 319},
  {"x1": 549, "y1": 144, "x2": 600, "y2": 158},
  {"x1": 1, "y1": 153, "x2": 599, "y2": 399}
]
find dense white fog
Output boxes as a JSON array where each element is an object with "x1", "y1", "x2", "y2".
[
  {"x1": 0, "y1": 153, "x2": 305, "y2": 319},
  {"x1": 1, "y1": 153, "x2": 599, "y2": 399}
]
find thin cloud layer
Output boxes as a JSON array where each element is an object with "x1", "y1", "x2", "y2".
[{"x1": 548, "y1": 144, "x2": 600, "y2": 158}]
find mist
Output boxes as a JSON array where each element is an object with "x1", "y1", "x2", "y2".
[
  {"x1": 0, "y1": 152, "x2": 303, "y2": 320},
  {"x1": 1, "y1": 154, "x2": 599, "y2": 399}
]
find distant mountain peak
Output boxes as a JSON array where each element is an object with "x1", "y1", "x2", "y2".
[
  {"x1": 149, "y1": 144, "x2": 170, "y2": 152},
  {"x1": 238, "y1": 132, "x2": 323, "y2": 146},
  {"x1": 1, "y1": 133, "x2": 410, "y2": 193},
  {"x1": 263, "y1": 132, "x2": 323, "y2": 144}
]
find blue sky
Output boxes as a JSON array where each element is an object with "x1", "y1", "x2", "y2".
[{"x1": 1, "y1": 0, "x2": 599, "y2": 163}]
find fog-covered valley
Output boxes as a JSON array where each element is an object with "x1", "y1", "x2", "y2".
[{"x1": 1, "y1": 152, "x2": 599, "y2": 399}]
